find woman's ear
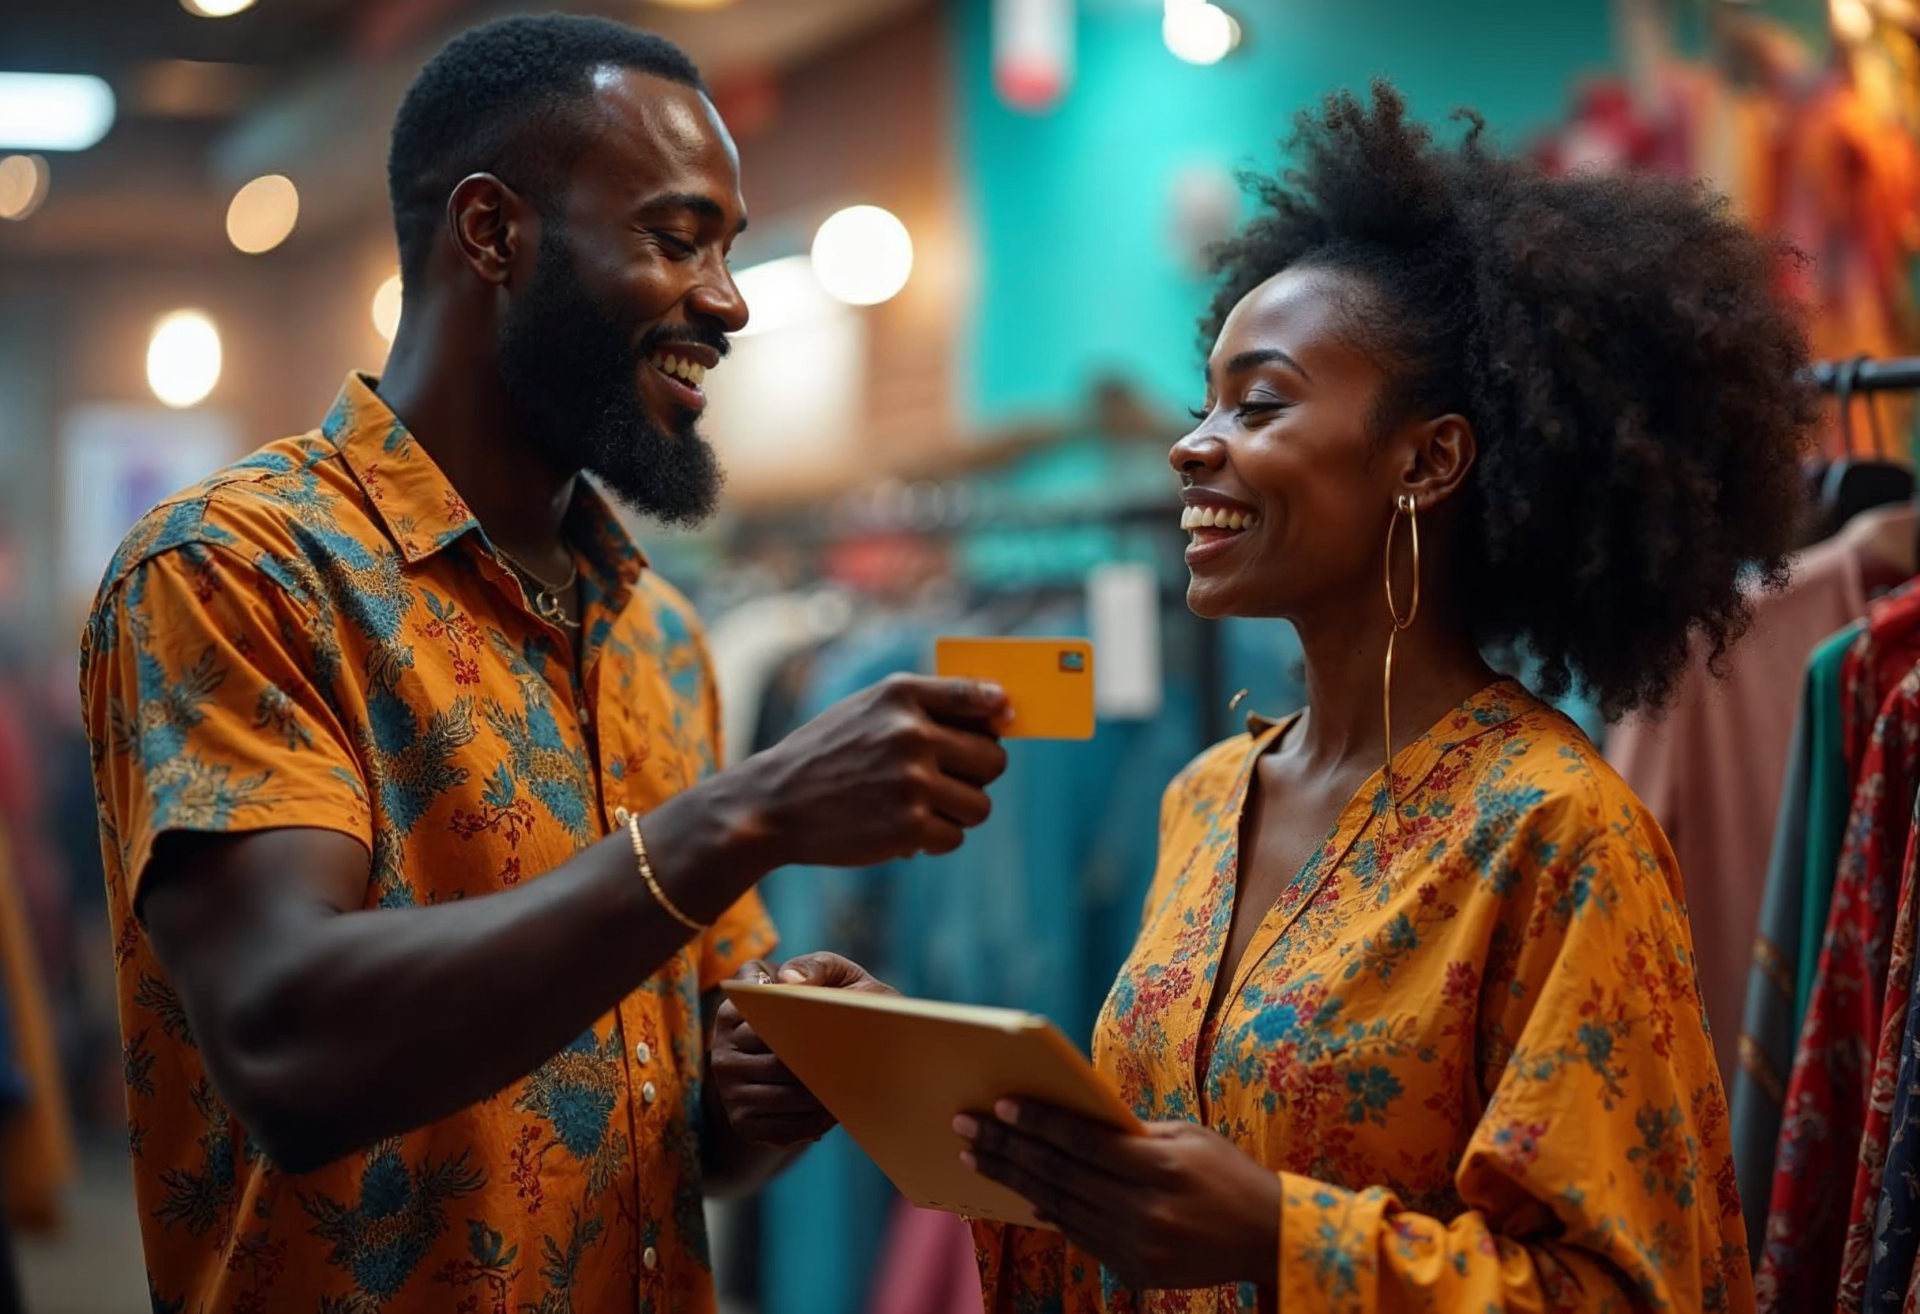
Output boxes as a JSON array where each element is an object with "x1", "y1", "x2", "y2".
[{"x1": 1397, "y1": 413, "x2": 1477, "y2": 508}]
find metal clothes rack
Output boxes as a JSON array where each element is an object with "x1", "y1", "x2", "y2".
[
  {"x1": 1811, "y1": 357, "x2": 1920, "y2": 394},
  {"x1": 724, "y1": 492, "x2": 1229, "y2": 747}
]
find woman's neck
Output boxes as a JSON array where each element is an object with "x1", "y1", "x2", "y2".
[{"x1": 1289, "y1": 599, "x2": 1498, "y2": 772}]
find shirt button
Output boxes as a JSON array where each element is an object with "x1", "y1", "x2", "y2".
[
  {"x1": 642, "y1": 1081, "x2": 657, "y2": 1105},
  {"x1": 635, "y1": 1041, "x2": 651, "y2": 1065},
  {"x1": 643, "y1": 1246, "x2": 659, "y2": 1272},
  {"x1": 576, "y1": 703, "x2": 590, "y2": 724},
  {"x1": 613, "y1": 806, "x2": 630, "y2": 826}
]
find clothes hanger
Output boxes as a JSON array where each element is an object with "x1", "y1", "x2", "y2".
[{"x1": 1819, "y1": 354, "x2": 1915, "y2": 542}]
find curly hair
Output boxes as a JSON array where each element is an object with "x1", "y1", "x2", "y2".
[{"x1": 1205, "y1": 81, "x2": 1817, "y2": 721}]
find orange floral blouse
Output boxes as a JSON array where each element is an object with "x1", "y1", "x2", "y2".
[{"x1": 975, "y1": 681, "x2": 1752, "y2": 1312}]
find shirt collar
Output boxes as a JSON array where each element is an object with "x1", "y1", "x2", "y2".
[
  {"x1": 1245, "y1": 677, "x2": 1538, "y2": 800},
  {"x1": 320, "y1": 372, "x2": 647, "y2": 588}
]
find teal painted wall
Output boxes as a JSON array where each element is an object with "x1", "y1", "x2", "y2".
[{"x1": 952, "y1": 0, "x2": 1832, "y2": 426}]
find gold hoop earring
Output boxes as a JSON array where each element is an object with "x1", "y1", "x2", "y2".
[{"x1": 1383, "y1": 494, "x2": 1420, "y2": 823}]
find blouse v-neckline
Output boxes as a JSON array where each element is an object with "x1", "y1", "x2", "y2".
[{"x1": 1189, "y1": 678, "x2": 1534, "y2": 1107}]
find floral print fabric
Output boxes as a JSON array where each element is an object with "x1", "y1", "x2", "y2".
[
  {"x1": 975, "y1": 682, "x2": 1749, "y2": 1312},
  {"x1": 81, "y1": 373, "x2": 775, "y2": 1314},
  {"x1": 1759, "y1": 658, "x2": 1920, "y2": 1313}
]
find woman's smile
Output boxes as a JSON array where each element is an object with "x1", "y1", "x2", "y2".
[{"x1": 1181, "y1": 489, "x2": 1260, "y2": 566}]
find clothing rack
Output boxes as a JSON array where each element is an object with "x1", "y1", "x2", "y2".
[
  {"x1": 1811, "y1": 357, "x2": 1920, "y2": 394},
  {"x1": 722, "y1": 491, "x2": 1229, "y2": 744}
]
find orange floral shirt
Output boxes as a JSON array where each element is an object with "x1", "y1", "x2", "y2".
[
  {"x1": 975, "y1": 682, "x2": 1752, "y2": 1312},
  {"x1": 81, "y1": 372, "x2": 775, "y2": 1314}
]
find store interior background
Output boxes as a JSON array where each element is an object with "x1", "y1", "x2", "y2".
[{"x1": 0, "y1": 0, "x2": 1902, "y2": 1310}]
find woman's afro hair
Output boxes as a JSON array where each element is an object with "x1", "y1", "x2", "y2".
[{"x1": 1205, "y1": 81, "x2": 1819, "y2": 721}]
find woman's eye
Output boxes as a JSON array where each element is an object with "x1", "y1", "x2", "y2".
[
  {"x1": 1187, "y1": 405, "x2": 1209, "y2": 421},
  {"x1": 1236, "y1": 400, "x2": 1287, "y2": 420}
]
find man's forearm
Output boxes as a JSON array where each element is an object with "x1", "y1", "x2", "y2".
[{"x1": 214, "y1": 770, "x2": 775, "y2": 1172}]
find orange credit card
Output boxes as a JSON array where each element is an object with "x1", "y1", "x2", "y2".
[{"x1": 933, "y1": 637, "x2": 1095, "y2": 741}]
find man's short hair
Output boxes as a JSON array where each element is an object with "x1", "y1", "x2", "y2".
[{"x1": 387, "y1": 14, "x2": 705, "y2": 283}]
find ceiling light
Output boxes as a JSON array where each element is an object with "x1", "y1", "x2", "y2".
[
  {"x1": 810, "y1": 206, "x2": 914, "y2": 307},
  {"x1": 147, "y1": 311, "x2": 222, "y2": 409},
  {"x1": 371, "y1": 274, "x2": 403, "y2": 343},
  {"x1": 1163, "y1": 3, "x2": 1240, "y2": 65},
  {"x1": 181, "y1": 0, "x2": 259, "y2": 16},
  {"x1": 225, "y1": 173, "x2": 298, "y2": 254},
  {"x1": 0, "y1": 154, "x2": 48, "y2": 221},
  {"x1": 1832, "y1": 0, "x2": 1876, "y2": 41},
  {"x1": 731, "y1": 255, "x2": 839, "y2": 338},
  {"x1": 0, "y1": 73, "x2": 116, "y2": 151}
]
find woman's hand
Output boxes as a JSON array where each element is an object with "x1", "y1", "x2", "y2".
[
  {"x1": 709, "y1": 952, "x2": 895, "y2": 1146},
  {"x1": 957, "y1": 1100, "x2": 1281, "y2": 1292}
]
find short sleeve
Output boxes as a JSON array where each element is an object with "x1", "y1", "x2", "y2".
[{"x1": 83, "y1": 543, "x2": 373, "y2": 903}]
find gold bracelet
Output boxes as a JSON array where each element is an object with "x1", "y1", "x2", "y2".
[{"x1": 622, "y1": 811, "x2": 705, "y2": 932}]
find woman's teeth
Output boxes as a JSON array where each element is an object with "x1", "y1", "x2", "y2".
[
  {"x1": 649, "y1": 352, "x2": 707, "y2": 387},
  {"x1": 1180, "y1": 505, "x2": 1256, "y2": 532}
]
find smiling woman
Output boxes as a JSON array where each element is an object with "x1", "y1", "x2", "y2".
[{"x1": 961, "y1": 79, "x2": 1812, "y2": 1314}]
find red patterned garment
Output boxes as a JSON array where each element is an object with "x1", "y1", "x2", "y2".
[
  {"x1": 1835, "y1": 584, "x2": 1920, "y2": 1310},
  {"x1": 1760, "y1": 662, "x2": 1920, "y2": 1313},
  {"x1": 1844, "y1": 582, "x2": 1920, "y2": 780}
]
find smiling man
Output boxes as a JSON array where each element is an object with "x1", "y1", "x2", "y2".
[{"x1": 80, "y1": 16, "x2": 1008, "y2": 1313}]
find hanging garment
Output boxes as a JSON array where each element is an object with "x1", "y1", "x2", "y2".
[
  {"x1": 976, "y1": 682, "x2": 1748, "y2": 1312},
  {"x1": 1862, "y1": 932, "x2": 1920, "y2": 1309},
  {"x1": 1607, "y1": 533, "x2": 1877, "y2": 1090},
  {"x1": 1758, "y1": 665, "x2": 1920, "y2": 1312},
  {"x1": 1805, "y1": 624, "x2": 1880, "y2": 1019},
  {"x1": 866, "y1": 1202, "x2": 980, "y2": 1314},
  {"x1": 1735, "y1": 585, "x2": 1920, "y2": 1256},
  {"x1": 1734, "y1": 666, "x2": 1819, "y2": 1260},
  {"x1": 705, "y1": 589, "x2": 853, "y2": 765},
  {"x1": 754, "y1": 601, "x2": 1214, "y2": 1314},
  {"x1": 0, "y1": 817, "x2": 74, "y2": 1232},
  {"x1": 1832, "y1": 586, "x2": 1920, "y2": 1309},
  {"x1": 1844, "y1": 784, "x2": 1920, "y2": 1313}
]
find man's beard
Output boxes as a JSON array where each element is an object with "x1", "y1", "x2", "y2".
[{"x1": 497, "y1": 224, "x2": 726, "y2": 527}]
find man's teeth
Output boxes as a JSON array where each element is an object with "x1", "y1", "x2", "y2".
[
  {"x1": 1180, "y1": 505, "x2": 1256, "y2": 532},
  {"x1": 650, "y1": 353, "x2": 708, "y2": 387}
]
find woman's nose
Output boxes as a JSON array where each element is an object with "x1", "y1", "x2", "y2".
[{"x1": 1170, "y1": 427, "x2": 1227, "y2": 478}]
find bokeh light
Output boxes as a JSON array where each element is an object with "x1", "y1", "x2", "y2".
[
  {"x1": 371, "y1": 274, "x2": 403, "y2": 343},
  {"x1": 225, "y1": 173, "x2": 298, "y2": 254},
  {"x1": 146, "y1": 310, "x2": 222, "y2": 407},
  {"x1": 0, "y1": 153, "x2": 49, "y2": 221},
  {"x1": 810, "y1": 205, "x2": 914, "y2": 307},
  {"x1": 181, "y1": 0, "x2": 258, "y2": 16},
  {"x1": 1163, "y1": 2, "x2": 1241, "y2": 65}
]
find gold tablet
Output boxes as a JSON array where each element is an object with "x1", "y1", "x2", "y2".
[{"x1": 721, "y1": 982, "x2": 1141, "y2": 1227}]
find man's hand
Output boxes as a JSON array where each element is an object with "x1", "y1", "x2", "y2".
[
  {"x1": 710, "y1": 953, "x2": 895, "y2": 1147},
  {"x1": 736, "y1": 675, "x2": 1011, "y2": 868},
  {"x1": 957, "y1": 1101, "x2": 1282, "y2": 1293}
]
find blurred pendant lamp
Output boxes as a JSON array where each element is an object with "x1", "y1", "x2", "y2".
[{"x1": 994, "y1": 0, "x2": 1074, "y2": 113}]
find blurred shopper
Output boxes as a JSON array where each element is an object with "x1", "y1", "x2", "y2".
[
  {"x1": 78, "y1": 16, "x2": 1006, "y2": 1313},
  {"x1": 0, "y1": 810, "x2": 74, "y2": 1268},
  {"x1": 940, "y1": 83, "x2": 1807, "y2": 1310}
]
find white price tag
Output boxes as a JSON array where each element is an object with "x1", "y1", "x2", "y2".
[{"x1": 1088, "y1": 561, "x2": 1161, "y2": 720}]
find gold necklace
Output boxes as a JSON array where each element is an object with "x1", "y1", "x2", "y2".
[{"x1": 496, "y1": 545, "x2": 581, "y2": 631}]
